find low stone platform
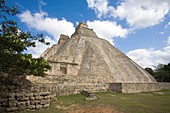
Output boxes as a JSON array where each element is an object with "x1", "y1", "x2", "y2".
[{"x1": 109, "y1": 82, "x2": 170, "y2": 93}]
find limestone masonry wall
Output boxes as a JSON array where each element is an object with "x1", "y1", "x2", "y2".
[
  {"x1": 109, "y1": 83, "x2": 170, "y2": 93},
  {"x1": 35, "y1": 83, "x2": 109, "y2": 96}
]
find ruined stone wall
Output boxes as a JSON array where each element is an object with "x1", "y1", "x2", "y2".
[
  {"x1": 0, "y1": 74, "x2": 55, "y2": 112},
  {"x1": 0, "y1": 92, "x2": 53, "y2": 112}
]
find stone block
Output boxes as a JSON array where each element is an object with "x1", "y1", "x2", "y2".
[
  {"x1": 26, "y1": 93, "x2": 33, "y2": 97},
  {"x1": 25, "y1": 101, "x2": 30, "y2": 106},
  {"x1": 8, "y1": 100, "x2": 18, "y2": 107},
  {"x1": 44, "y1": 95, "x2": 51, "y2": 99},
  {"x1": 43, "y1": 104, "x2": 50, "y2": 108},
  {"x1": 33, "y1": 93, "x2": 38, "y2": 96},
  {"x1": 36, "y1": 105, "x2": 43, "y2": 109},
  {"x1": 31, "y1": 100, "x2": 40, "y2": 105},
  {"x1": 17, "y1": 93, "x2": 25, "y2": 97},
  {"x1": 27, "y1": 105, "x2": 35, "y2": 109},
  {"x1": 18, "y1": 105, "x2": 26, "y2": 111},
  {"x1": 7, "y1": 93, "x2": 15, "y2": 98},
  {"x1": 18, "y1": 101, "x2": 26, "y2": 106},
  {"x1": 18, "y1": 102, "x2": 26, "y2": 111},
  {"x1": 30, "y1": 101, "x2": 36, "y2": 105},
  {"x1": 30, "y1": 97, "x2": 35, "y2": 100},
  {"x1": 39, "y1": 92, "x2": 50, "y2": 96},
  {"x1": 35, "y1": 96, "x2": 43, "y2": 100},
  {"x1": 0, "y1": 98, "x2": 7, "y2": 103},
  {"x1": 0, "y1": 107, "x2": 5, "y2": 112},
  {"x1": 17, "y1": 93, "x2": 29, "y2": 101},
  {"x1": 41, "y1": 100, "x2": 50, "y2": 105},
  {"x1": 6, "y1": 107, "x2": 18, "y2": 112},
  {"x1": 8, "y1": 96, "x2": 16, "y2": 101},
  {"x1": 18, "y1": 97, "x2": 29, "y2": 101},
  {"x1": 2, "y1": 101, "x2": 7, "y2": 107}
]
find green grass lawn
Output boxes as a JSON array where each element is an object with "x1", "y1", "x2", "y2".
[{"x1": 17, "y1": 90, "x2": 170, "y2": 113}]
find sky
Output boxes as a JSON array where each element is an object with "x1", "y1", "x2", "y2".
[{"x1": 5, "y1": 0, "x2": 170, "y2": 68}]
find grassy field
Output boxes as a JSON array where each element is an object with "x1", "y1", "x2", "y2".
[{"x1": 17, "y1": 90, "x2": 170, "y2": 113}]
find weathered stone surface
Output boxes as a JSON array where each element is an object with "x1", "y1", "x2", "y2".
[
  {"x1": 8, "y1": 100, "x2": 18, "y2": 107},
  {"x1": 0, "y1": 98, "x2": 7, "y2": 103},
  {"x1": 0, "y1": 74, "x2": 53, "y2": 112},
  {"x1": 0, "y1": 107, "x2": 6, "y2": 112},
  {"x1": 6, "y1": 107, "x2": 18, "y2": 112},
  {"x1": 81, "y1": 91, "x2": 98, "y2": 101},
  {"x1": 18, "y1": 101, "x2": 26, "y2": 106},
  {"x1": 44, "y1": 95, "x2": 51, "y2": 99},
  {"x1": 8, "y1": 97, "x2": 15, "y2": 101},
  {"x1": 30, "y1": 97, "x2": 35, "y2": 100},
  {"x1": 30, "y1": 100, "x2": 40, "y2": 105},
  {"x1": 39, "y1": 92, "x2": 50, "y2": 96},
  {"x1": 85, "y1": 96, "x2": 98, "y2": 101},
  {"x1": 33, "y1": 93, "x2": 38, "y2": 96},
  {"x1": 35, "y1": 96, "x2": 43, "y2": 100},
  {"x1": 25, "y1": 101, "x2": 30, "y2": 106},
  {"x1": 30, "y1": 100, "x2": 36, "y2": 105},
  {"x1": 27, "y1": 105, "x2": 35, "y2": 109},
  {"x1": 43, "y1": 104, "x2": 50, "y2": 108},
  {"x1": 26, "y1": 93, "x2": 33, "y2": 97},
  {"x1": 36, "y1": 105, "x2": 42, "y2": 109},
  {"x1": 2, "y1": 101, "x2": 7, "y2": 107},
  {"x1": 41, "y1": 100, "x2": 50, "y2": 105}
]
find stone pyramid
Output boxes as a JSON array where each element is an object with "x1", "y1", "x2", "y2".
[{"x1": 41, "y1": 23, "x2": 156, "y2": 84}]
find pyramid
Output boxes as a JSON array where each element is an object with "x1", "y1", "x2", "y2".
[{"x1": 41, "y1": 23, "x2": 156, "y2": 84}]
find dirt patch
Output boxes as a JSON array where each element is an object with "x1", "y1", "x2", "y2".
[{"x1": 63, "y1": 105, "x2": 123, "y2": 113}]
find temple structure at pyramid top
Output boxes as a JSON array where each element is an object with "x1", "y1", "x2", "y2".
[{"x1": 41, "y1": 22, "x2": 156, "y2": 84}]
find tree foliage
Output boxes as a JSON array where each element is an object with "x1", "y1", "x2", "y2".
[
  {"x1": 144, "y1": 67, "x2": 154, "y2": 76},
  {"x1": 0, "y1": 0, "x2": 51, "y2": 76},
  {"x1": 145, "y1": 63, "x2": 170, "y2": 82}
]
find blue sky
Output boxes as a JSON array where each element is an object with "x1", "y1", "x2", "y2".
[{"x1": 6, "y1": 0, "x2": 170, "y2": 68}]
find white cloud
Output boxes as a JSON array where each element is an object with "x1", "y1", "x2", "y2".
[
  {"x1": 127, "y1": 37, "x2": 170, "y2": 68},
  {"x1": 86, "y1": 0, "x2": 170, "y2": 30},
  {"x1": 114, "y1": 0, "x2": 170, "y2": 29},
  {"x1": 19, "y1": 10, "x2": 75, "y2": 58},
  {"x1": 86, "y1": 20, "x2": 128, "y2": 45},
  {"x1": 19, "y1": 10, "x2": 75, "y2": 41},
  {"x1": 26, "y1": 36, "x2": 56, "y2": 58},
  {"x1": 86, "y1": 0, "x2": 114, "y2": 18}
]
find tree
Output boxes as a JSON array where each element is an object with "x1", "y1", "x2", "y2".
[
  {"x1": 0, "y1": 0, "x2": 51, "y2": 76},
  {"x1": 145, "y1": 67, "x2": 154, "y2": 76},
  {"x1": 154, "y1": 63, "x2": 170, "y2": 82},
  {"x1": 145, "y1": 63, "x2": 170, "y2": 82}
]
